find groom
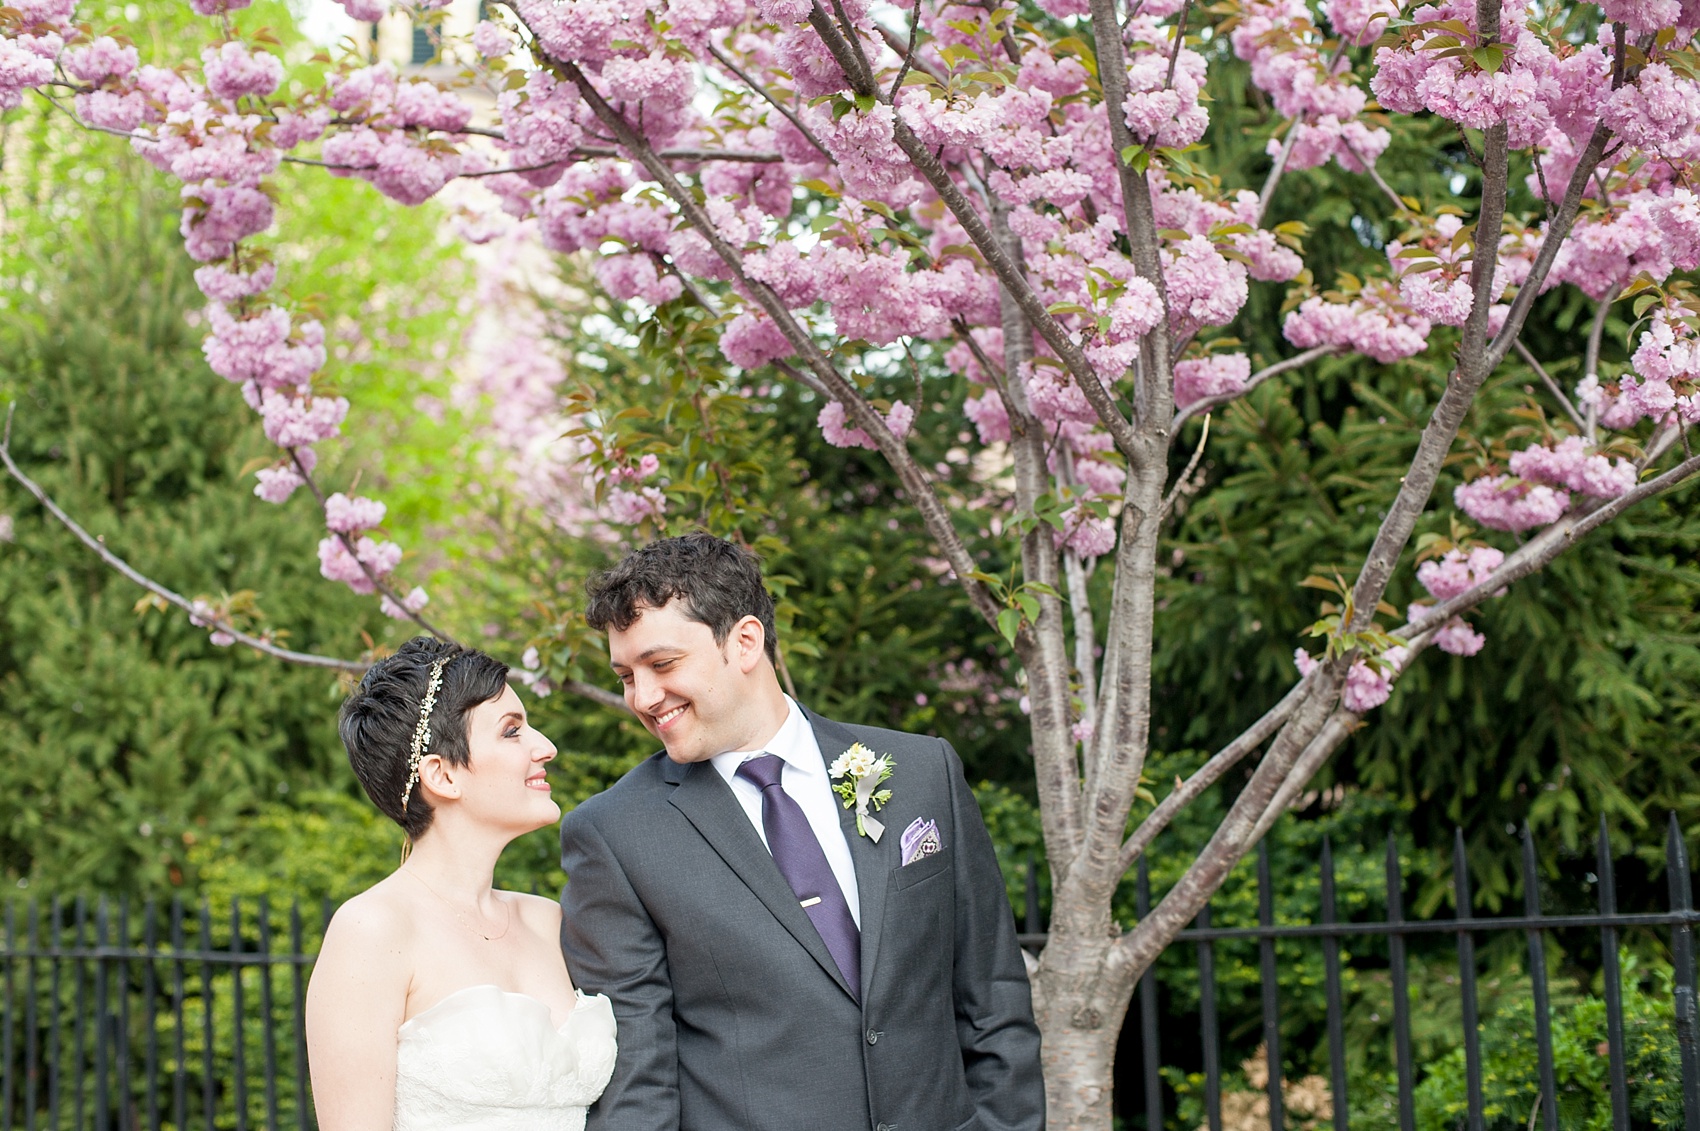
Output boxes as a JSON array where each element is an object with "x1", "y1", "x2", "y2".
[{"x1": 560, "y1": 533, "x2": 1044, "y2": 1131}]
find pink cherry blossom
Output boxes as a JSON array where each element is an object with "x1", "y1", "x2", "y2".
[
  {"x1": 203, "y1": 305, "x2": 325, "y2": 389},
  {"x1": 324, "y1": 493, "x2": 387, "y2": 534},
  {"x1": 1601, "y1": 65, "x2": 1700, "y2": 158},
  {"x1": 1454, "y1": 475, "x2": 1570, "y2": 531},
  {"x1": 76, "y1": 89, "x2": 147, "y2": 130},
  {"x1": 1293, "y1": 646, "x2": 1408, "y2": 712},
  {"x1": 253, "y1": 463, "x2": 305, "y2": 503},
  {"x1": 1431, "y1": 617, "x2": 1486, "y2": 656},
  {"x1": 1284, "y1": 285, "x2": 1431, "y2": 363},
  {"x1": 180, "y1": 180, "x2": 275, "y2": 262},
  {"x1": 0, "y1": 38, "x2": 56, "y2": 111},
  {"x1": 720, "y1": 311, "x2": 796, "y2": 369},
  {"x1": 62, "y1": 36, "x2": 139, "y2": 84},
  {"x1": 317, "y1": 535, "x2": 402, "y2": 594},
  {"x1": 260, "y1": 391, "x2": 349, "y2": 448},
  {"x1": 1174, "y1": 353, "x2": 1250, "y2": 409},
  {"x1": 201, "y1": 41, "x2": 283, "y2": 102},
  {"x1": 1058, "y1": 508, "x2": 1116, "y2": 559},
  {"x1": 964, "y1": 392, "x2": 1012, "y2": 444},
  {"x1": 193, "y1": 261, "x2": 276, "y2": 304},
  {"x1": 473, "y1": 20, "x2": 515, "y2": 58},
  {"x1": 1417, "y1": 546, "x2": 1506, "y2": 601},
  {"x1": 1508, "y1": 436, "x2": 1636, "y2": 498},
  {"x1": 605, "y1": 485, "x2": 667, "y2": 526},
  {"x1": 380, "y1": 587, "x2": 431, "y2": 620}
]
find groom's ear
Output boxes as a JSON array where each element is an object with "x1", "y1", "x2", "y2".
[{"x1": 730, "y1": 614, "x2": 768, "y2": 676}]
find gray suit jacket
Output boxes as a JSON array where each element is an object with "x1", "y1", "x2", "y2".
[{"x1": 559, "y1": 709, "x2": 1044, "y2": 1131}]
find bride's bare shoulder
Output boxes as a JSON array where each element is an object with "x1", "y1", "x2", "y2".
[
  {"x1": 506, "y1": 891, "x2": 563, "y2": 934},
  {"x1": 320, "y1": 875, "x2": 421, "y2": 961}
]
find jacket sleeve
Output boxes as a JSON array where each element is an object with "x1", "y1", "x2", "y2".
[
  {"x1": 560, "y1": 804, "x2": 682, "y2": 1131},
  {"x1": 943, "y1": 738, "x2": 1047, "y2": 1131}
]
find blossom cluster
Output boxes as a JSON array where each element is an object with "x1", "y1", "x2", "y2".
[
  {"x1": 9, "y1": 0, "x2": 1700, "y2": 708},
  {"x1": 0, "y1": 0, "x2": 458, "y2": 620},
  {"x1": 1293, "y1": 645, "x2": 1409, "y2": 713},
  {"x1": 1408, "y1": 545, "x2": 1505, "y2": 655}
]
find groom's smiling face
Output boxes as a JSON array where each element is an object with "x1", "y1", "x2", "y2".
[{"x1": 608, "y1": 599, "x2": 769, "y2": 764}]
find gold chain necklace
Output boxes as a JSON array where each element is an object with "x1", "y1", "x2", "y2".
[{"x1": 401, "y1": 868, "x2": 513, "y2": 942}]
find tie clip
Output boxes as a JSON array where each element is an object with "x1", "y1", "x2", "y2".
[{"x1": 799, "y1": 897, "x2": 822, "y2": 908}]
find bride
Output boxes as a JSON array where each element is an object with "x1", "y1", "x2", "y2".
[{"x1": 305, "y1": 637, "x2": 616, "y2": 1130}]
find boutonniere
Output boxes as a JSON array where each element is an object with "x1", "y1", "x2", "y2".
[{"x1": 829, "y1": 743, "x2": 894, "y2": 842}]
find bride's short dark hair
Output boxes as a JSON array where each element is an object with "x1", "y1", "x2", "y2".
[{"x1": 338, "y1": 637, "x2": 509, "y2": 839}]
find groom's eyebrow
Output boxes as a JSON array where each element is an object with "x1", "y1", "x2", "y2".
[{"x1": 629, "y1": 645, "x2": 684, "y2": 662}]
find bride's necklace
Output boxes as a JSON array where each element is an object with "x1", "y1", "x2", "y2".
[{"x1": 401, "y1": 868, "x2": 512, "y2": 942}]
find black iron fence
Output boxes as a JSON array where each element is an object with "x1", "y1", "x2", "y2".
[
  {"x1": 1013, "y1": 815, "x2": 1700, "y2": 1131},
  {"x1": 0, "y1": 897, "x2": 324, "y2": 1131},
  {"x1": 2, "y1": 818, "x2": 1698, "y2": 1130}
]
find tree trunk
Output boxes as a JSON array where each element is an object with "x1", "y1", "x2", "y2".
[{"x1": 1032, "y1": 932, "x2": 1139, "y2": 1131}]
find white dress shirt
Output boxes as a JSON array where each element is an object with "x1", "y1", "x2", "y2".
[{"x1": 710, "y1": 696, "x2": 862, "y2": 927}]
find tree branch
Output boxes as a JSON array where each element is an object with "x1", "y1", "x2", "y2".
[
  {"x1": 1172, "y1": 344, "x2": 1341, "y2": 431},
  {"x1": 1512, "y1": 339, "x2": 1587, "y2": 431},
  {"x1": 802, "y1": 1, "x2": 1146, "y2": 466},
  {"x1": 2, "y1": 421, "x2": 366, "y2": 673},
  {"x1": 1400, "y1": 448, "x2": 1700, "y2": 638},
  {"x1": 530, "y1": 43, "x2": 1007, "y2": 633},
  {"x1": 283, "y1": 446, "x2": 453, "y2": 642},
  {"x1": 1247, "y1": 709, "x2": 1356, "y2": 842},
  {"x1": 1342, "y1": 116, "x2": 1511, "y2": 637},
  {"x1": 1117, "y1": 669, "x2": 1317, "y2": 871},
  {"x1": 3, "y1": 408, "x2": 637, "y2": 710},
  {"x1": 1255, "y1": 122, "x2": 1302, "y2": 226},
  {"x1": 1483, "y1": 126, "x2": 1612, "y2": 371},
  {"x1": 1157, "y1": 411, "x2": 1208, "y2": 521},
  {"x1": 706, "y1": 41, "x2": 834, "y2": 161}
]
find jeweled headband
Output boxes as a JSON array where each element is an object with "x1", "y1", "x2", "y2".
[{"x1": 400, "y1": 655, "x2": 453, "y2": 812}]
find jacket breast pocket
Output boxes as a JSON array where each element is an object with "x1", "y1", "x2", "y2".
[{"x1": 890, "y1": 846, "x2": 952, "y2": 892}]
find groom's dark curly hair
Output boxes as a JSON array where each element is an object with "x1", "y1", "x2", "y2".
[{"x1": 585, "y1": 532, "x2": 778, "y2": 663}]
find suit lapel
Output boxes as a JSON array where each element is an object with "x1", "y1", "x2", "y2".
[
  {"x1": 663, "y1": 756, "x2": 857, "y2": 1001},
  {"x1": 805, "y1": 710, "x2": 892, "y2": 999}
]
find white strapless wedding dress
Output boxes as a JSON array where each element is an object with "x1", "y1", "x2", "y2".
[{"x1": 393, "y1": 985, "x2": 617, "y2": 1131}]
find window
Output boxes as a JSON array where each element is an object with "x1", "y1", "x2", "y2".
[{"x1": 410, "y1": 23, "x2": 434, "y2": 64}]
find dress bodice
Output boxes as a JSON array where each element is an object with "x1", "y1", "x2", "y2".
[{"x1": 393, "y1": 985, "x2": 617, "y2": 1131}]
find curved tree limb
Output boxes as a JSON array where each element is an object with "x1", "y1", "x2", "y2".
[
  {"x1": 1116, "y1": 668, "x2": 1319, "y2": 872},
  {"x1": 2, "y1": 421, "x2": 367, "y2": 673},
  {"x1": 2, "y1": 411, "x2": 636, "y2": 711},
  {"x1": 1172, "y1": 344, "x2": 1342, "y2": 432},
  {"x1": 1512, "y1": 339, "x2": 1587, "y2": 431},
  {"x1": 709, "y1": 41, "x2": 835, "y2": 160},
  {"x1": 1342, "y1": 116, "x2": 1512, "y2": 636}
]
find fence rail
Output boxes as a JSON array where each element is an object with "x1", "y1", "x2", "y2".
[
  {"x1": 1, "y1": 896, "x2": 325, "y2": 1131},
  {"x1": 1018, "y1": 814, "x2": 1700, "y2": 1131},
  {"x1": 4, "y1": 817, "x2": 1699, "y2": 1131}
]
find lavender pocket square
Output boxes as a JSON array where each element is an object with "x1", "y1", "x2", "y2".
[{"x1": 900, "y1": 817, "x2": 942, "y2": 866}]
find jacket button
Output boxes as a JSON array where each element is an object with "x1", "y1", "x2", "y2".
[
  {"x1": 866, "y1": 1029, "x2": 882, "y2": 1045},
  {"x1": 876, "y1": 1124, "x2": 894, "y2": 1131}
]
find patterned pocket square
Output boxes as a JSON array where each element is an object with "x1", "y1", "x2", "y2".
[{"x1": 900, "y1": 817, "x2": 942, "y2": 866}]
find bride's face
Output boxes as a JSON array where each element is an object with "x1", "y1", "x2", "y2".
[{"x1": 453, "y1": 685, "x2": 561, "y2": 834}]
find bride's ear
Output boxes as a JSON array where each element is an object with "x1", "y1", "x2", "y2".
[{"x1": 416, "y1": 754, "x2": 463, "y2": 803}]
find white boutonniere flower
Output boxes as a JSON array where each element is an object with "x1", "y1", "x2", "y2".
[{"x1": 829, "y1": 742, "x2": 894, "y2": 842}]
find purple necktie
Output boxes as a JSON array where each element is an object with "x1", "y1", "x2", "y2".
[{"x1": 736, "y1": 754, "x2": 860, "y2": 996}]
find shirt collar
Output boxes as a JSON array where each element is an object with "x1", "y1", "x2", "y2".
[{"x1": 710, "y1": 695, "x2": 820, "y2": 780}]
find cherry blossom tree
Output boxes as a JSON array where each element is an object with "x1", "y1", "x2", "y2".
[{"x1": 5, "y1": 0, "x2": 1700, "y2": 1118}]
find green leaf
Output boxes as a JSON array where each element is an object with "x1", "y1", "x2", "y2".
[{"x1": 997, "y1": 607, "x2": 1022, "y2": 646}]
